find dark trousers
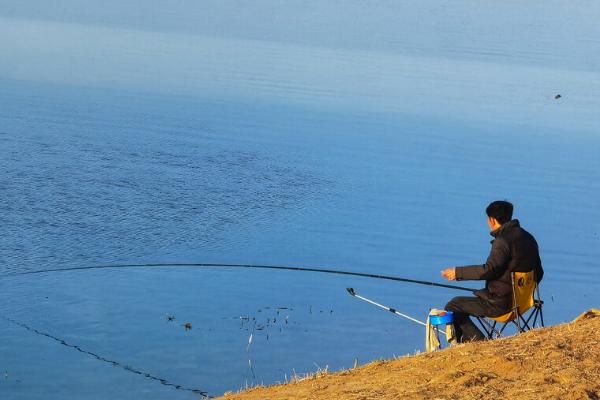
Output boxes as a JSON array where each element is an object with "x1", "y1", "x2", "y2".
[{"x1": 445, "y1": 296, "x2": 507, "y2": 342}]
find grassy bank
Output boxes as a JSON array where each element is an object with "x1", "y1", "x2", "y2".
[{"x1": 219, "y1": 311, "x2": 600, "y2": 400}]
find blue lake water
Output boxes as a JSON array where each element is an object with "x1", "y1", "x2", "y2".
[{"x1": 1, "y1": 1, "x2": 600, "y2": 398}]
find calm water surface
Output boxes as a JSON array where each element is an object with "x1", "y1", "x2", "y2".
[{"x1": 1, "y1": 1, "x2": 600, "y2": 398}]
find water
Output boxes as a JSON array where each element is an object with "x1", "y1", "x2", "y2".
[{"x1": 1, "y1": 1, "x2": 600, "y2": 398}]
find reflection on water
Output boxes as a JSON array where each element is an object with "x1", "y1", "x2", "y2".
[
  {"x1": 1, "y1": 1, "x2": 600, "y2": 398},
  {"x1": 0, "y1": 96, "x2": 327, "y2": 275}
]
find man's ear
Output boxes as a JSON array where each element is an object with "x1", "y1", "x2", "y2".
[{"x1": 489, "y1": 216, "x2": 500, "y2": 228}]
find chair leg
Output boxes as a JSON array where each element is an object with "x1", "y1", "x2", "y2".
[
  {"x1": 528, "y1": 305, "x2": 543, "y2": 328},
  {"x1": 518, "y1": 314, "x2": 531, "y2": 331},
  {"x1": 531, "y1": 309, "x2": 538, "y2": 327},
  {"x1": 475, "y1": 318, "x2": 490, "y2": 338},
  {"x1": 535, "y1": 287, "x2": 544, "y2": 327},
  {"x1": 499, "y1": 322, "x2": 510, "y2": 335},
  {"x1": 476, "y1": 318, "x2": 495, "y2": 339},
  {"x1": 523, "y1": 310, "x2": 537, "y2": 330},
  {"x1": 480, "y1": 318, "x2": 502, "y2": 338}
]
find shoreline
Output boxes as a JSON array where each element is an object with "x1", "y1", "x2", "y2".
[{"x1": 219, "y1": 310, "x2": 600, "y2": 400}]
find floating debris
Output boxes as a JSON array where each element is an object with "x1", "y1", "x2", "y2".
[
  {"x1": 166, "y1": 314, "x2": 176, "y2": 322},
  {"x1": 183, "y1": 322, "x2": 192, "y2": 330},
  {"x1": 247, "y1": 333, "x2": 253, "y2": 351},
  {"x1": 555, "y1": 94, "x2": 562, "y2": 99}
]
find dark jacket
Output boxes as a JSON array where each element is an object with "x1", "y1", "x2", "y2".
[{"x1": 455, "y1": 219, "x2": 543, "y2": 309}]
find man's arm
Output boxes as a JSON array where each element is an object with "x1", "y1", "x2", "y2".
[{"x1": 449, "y1": 238, "x2": 511, "y2": 281}]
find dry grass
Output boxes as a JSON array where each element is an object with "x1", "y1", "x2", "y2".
[{"x1": 219, "y1": 311, "x2": 600, "y2": 400}]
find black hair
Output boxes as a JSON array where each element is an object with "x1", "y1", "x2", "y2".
[{"x1": 485, "y1": 200, "x2": 513, "y2": 224}]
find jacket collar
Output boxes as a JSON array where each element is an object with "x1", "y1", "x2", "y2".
[{"x1": 490, "y1": 219, "x2": 520, "y2": 238}]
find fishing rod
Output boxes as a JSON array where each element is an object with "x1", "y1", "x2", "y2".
[
  {"x1": 346, "y1": 287, "x2": 446, "y2": 336},
  {"x1": 0, "y1": 262, "x2": 476, "y2": 292}
]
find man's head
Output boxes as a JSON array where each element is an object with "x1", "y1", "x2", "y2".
[{"x1": 485, "y1": 200, "x2": 513, "y2": 230}]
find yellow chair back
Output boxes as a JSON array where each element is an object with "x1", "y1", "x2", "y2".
[{"x1": 491, "y1": 271, "x2": 536, "y2": 323}]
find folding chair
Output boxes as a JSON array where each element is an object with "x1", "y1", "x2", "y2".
[{"x1": 475, "y1": 271, "x2": 544, "y2": 339}]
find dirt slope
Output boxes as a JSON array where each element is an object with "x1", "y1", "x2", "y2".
[{"x1": 219, "y1": 311, "x2": 600, "y2": 400}]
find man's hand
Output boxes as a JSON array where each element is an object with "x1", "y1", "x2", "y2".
[{"x1": 441, "y1": 268, "x2": 457, "y2": 281}]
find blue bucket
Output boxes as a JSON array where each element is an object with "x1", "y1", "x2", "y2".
[{"x1": 429, "y1": 311, "x2": 454, "y2": 325}]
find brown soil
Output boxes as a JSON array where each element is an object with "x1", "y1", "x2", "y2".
[{"x1": 219, "y1": 311, "x2": 600, "y2": 400}]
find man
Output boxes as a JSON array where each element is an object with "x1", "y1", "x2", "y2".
[{"x1": 440, "y1": 200, "x2": 543, "y2": 342}]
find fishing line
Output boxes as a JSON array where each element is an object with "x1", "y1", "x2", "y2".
[
  {"x1": 0, "y1": 262, "x2": 477, "y2": 292},
  {"x1": 0, "y1": 315, "x2": 210, "y2": 398}
]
